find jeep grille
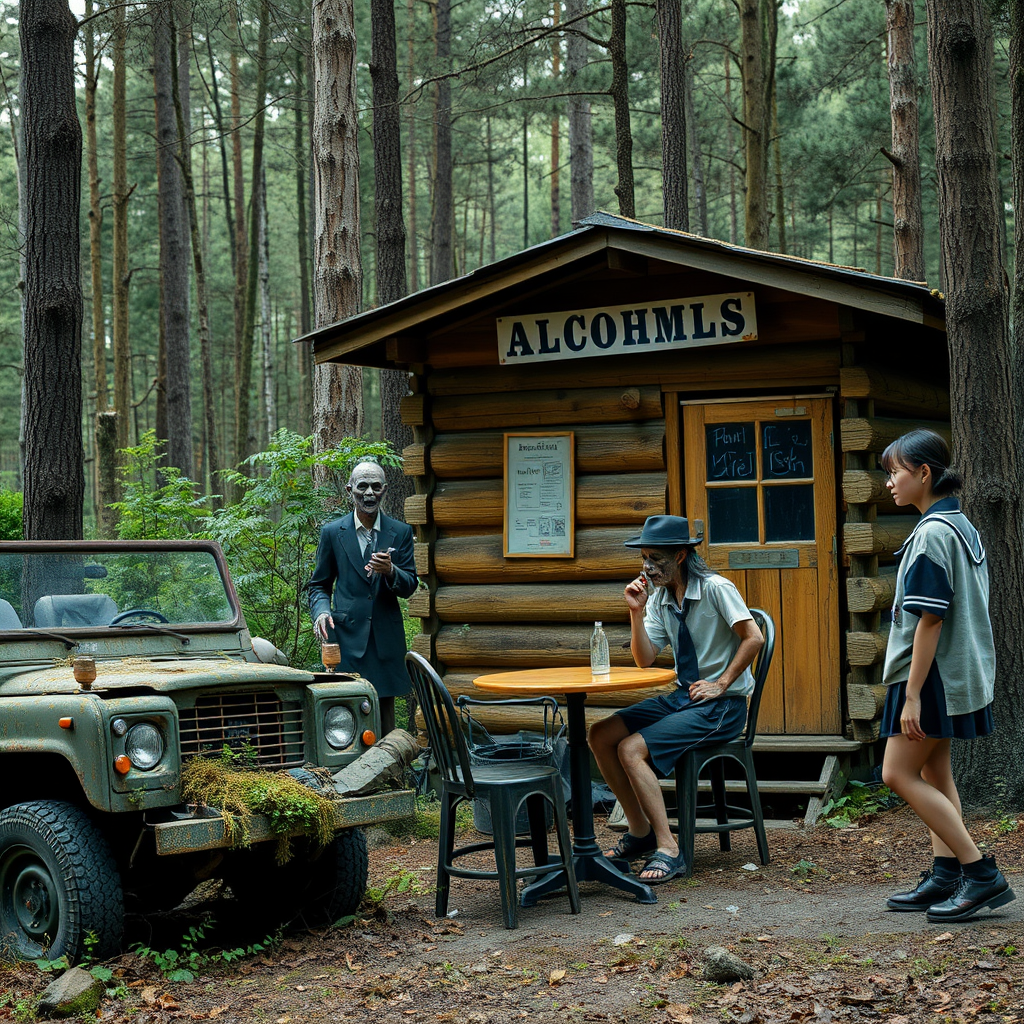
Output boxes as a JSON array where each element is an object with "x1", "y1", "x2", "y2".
[{"x1": 179, "y1": 693, "x2": 305, "y2": 769}]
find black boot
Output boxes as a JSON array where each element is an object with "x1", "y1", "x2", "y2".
[
  {"x1": 926, "y1": 856, "x2": 1016, "y2": 923},
  {"x1": 886, "y1": 860, "x2": 961, "y2": 912}
]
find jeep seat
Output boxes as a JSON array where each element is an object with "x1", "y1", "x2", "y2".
[
  {"x1": 0, "y1": 598, "x2": 22, "y2": 629},
  {"x1": 34, "y1": 594, "x2": 119, "y2": 628}
]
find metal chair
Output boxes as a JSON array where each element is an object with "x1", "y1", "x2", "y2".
[
  {"x1": 405, "y1": 651, "x2": 580, "y2": 929},
  {"x1": 672, "y1": 608, "x2": 776, "y2": 877}
]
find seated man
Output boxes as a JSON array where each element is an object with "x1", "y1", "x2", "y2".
[{"x1": 588, "y1": 515, "x2": 763, "y2": 884}]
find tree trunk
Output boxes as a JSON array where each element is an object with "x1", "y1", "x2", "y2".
[
  {"x1": 20, "y1": 0, "x2": 84, "y2": 540},
  {"x1": 85, "y1": 0, "x2": 106, "y2": 415},
  {"x1": 237, "y1": 0, "x2": 270, "y2": 482},
  {"x1": 294, "y1": 46, "x2": 312, "y2": 337},
  {"x1": 205, "y1": 32, "x2": 234, "y2": 273},
  {"x1": 772, "y1": 89, "x2": 786, "y2": 253},
  {"x1": 739, "y1": 0, "x2": 776, "y2": 249},
  {"x1": 928, "y1": 0, "x2": 1024, "y2": 804},
  {"x1": 111, "y1": 1, "x2": 131, "y2": 460},
  {"x1": 312, "y1": 0, "x2": 364, "y2": 454},
  {"x1": 551, "y1": 2, "x2": 562, "y2": 238},
  {"x1": 565, "y1": 0, "x2": 594, "y2": 224},
  {"x1": 230, "y1": 6, "x2": 247, "y2": 472},
  {"x1": 258, "y1": 165, "x2": 274, "y2": 444},
  {"x1": 431, "y1": 0, "x2": 453, "y2": 285},
  {"x1": 153, "y1": 0, "x2": 194, "y2": 480},
  {"x1": 725, "y1": 51, "x2": 738, "y2": 245},
  {"x1": 608, "y1": 0, "x2": 635, "y2": 219},
  {"x1": 370, "y1": 0, "x2": 414, "y2": 512},
  {"x1": 684, "y1": 58, "x2": 707, "y2": 236},
  {"x1": 486, "y1": 115, "x2": 497, "y2": 262},
  {"x1": 885, "y1": 0, "x2": 925, "y2": 281},
  {"x1": 171, "y1": 20, "x2": 219, "y2": 507},
  {"x1": 406, "y1": 0, "x2": 419, "y2": 291},
  {"x1": 657, "y1": 0, "x2": 687, "y2": 230}
]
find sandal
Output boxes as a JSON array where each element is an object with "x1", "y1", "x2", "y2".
[
  {"x1": 604, "y1": 830, "x2": 657, "y2": 862},
  {"x1": 639, "y1": 849, "x2": 687, "y2": 884}
]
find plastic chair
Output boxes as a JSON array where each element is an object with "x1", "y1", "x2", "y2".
[
  {"x1": 405, "y1": 651, "x2": 580, "y2": 929},
  {"x1": 671, "y1": 608, "x2": 776, "y2": 877}
]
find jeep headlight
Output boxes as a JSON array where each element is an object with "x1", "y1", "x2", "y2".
[
  {"x1": 125, "y1": 722, "x2": 164, "y2": 770},
  {"x1": 324, "y1": 705, "x2": 356, "y2": 750}
]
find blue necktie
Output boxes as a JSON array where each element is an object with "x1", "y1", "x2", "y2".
[
  {"x1": 674, "y1": 598, "x2": 699, "y2": 684},
  {"x1": 363, "y1": 529, "x2": 376, "y2": 562}
]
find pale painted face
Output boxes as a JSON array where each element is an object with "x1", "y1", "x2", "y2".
[
  {"x1": 347, "y1": 463, "x2": 387, "y2": 520},
  {"x1": 885, "y1": 460, "x2": 931, "y2": 512},
  {"x1": 640, "y1": 547, "x2": 687, "y2": 589}
]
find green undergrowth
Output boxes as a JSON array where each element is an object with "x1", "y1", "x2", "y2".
[
  {"x1": 821, "y1": 780, "x2": 897, "y2": 828},
  {"x1": 180, "y1": 753, "x2": 336, "y2": 860},
  {"x1": 378, "y1": 794, "x2": 474, "y2": 840}
]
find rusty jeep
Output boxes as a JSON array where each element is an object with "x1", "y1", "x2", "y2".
[{"x1": 0, "y1": 540, "x2": 414, "y2": 962}]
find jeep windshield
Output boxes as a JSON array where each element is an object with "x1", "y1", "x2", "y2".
[{"x1": 0, "y1": 542, "x2": 237, "y2": 632}]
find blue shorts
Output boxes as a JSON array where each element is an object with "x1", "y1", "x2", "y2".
[{"x1": 614, "y1": 688, "x2": 748, "y2": 777}]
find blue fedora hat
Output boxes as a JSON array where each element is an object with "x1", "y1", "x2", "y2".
[{"x1": 624, "y1": 515, "x2": 704, "y2": 549}]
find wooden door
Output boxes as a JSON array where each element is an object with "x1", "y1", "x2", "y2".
[{"x1": 680, "y1": 398, "x2": 839, "y2": 735}]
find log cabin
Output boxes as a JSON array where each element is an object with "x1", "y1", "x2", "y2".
[{"x1": 299, "y1": 212, "x2": 950, "y2": 824}]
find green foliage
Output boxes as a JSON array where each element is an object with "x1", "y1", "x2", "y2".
[
  {"x1": 109, "y1": 432, "x2": 212, "y2": 540},
  {"x1": 202, "y1": 430, "x2": 400, "y2": 668},
  {"x1": 378, "y1": 794, "x2": 474, "y2": 840},
  {"x1": 821, "y1": 780, "x2": 896, "y2": 828},
  {"x1": 0, "y1": 489, "x2": 21, "y2": 540},
  {"x1": 363, "y1": 865, "x2": 432, "y2": 911},
  {"x1": 132, "y1": 917, "x2": 277, "y2": 984}
]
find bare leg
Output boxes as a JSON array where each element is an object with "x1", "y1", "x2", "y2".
[
  {"x1": 589, "y1": 716, "x2": 652, "y2": 844},
  {"x1": 882, "y1": 735, "x2": 980, "y2": 864},
  {"x1": 615, "y1": 732, "x2": 680, "y2": 880}
]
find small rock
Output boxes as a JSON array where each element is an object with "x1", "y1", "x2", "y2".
[
  {"x1": 37, "y1": 967, "x2": 104, "y2": 1019},
  {"x1": 613, "y1": 933, "x2": 634, "y2": 946},
  {"x1": 364, "y1": 827, "x2": 393, "y2": 850},
  {"x1": 702, "y1": 946, "x2": 755, "y2": 984}
]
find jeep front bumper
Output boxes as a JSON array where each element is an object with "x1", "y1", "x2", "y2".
[{"x1": 151, "y1": 789, "x2": 416, "y2": 855}]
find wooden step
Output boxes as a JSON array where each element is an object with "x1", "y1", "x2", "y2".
[
  {"x1": 658, "y1": 778, "x2": 828, "y2": 796},
  {"x1": 750, "y1": 735, "x2": 861, "y2": 754}
]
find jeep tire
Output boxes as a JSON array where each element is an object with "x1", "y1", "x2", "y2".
[
  {"x1": 225, "y1": 827, "x2": 368, "y2": 927},
  {"x1": 0, "y1": 801, "x2": 124, "y2": 961}
]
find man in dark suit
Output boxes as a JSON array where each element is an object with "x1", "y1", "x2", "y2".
[{"x1": 308, "y1": 460, "x2": 418, "y2": 734}]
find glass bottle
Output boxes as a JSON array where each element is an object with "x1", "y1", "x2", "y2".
[{"x1": 590, "y1": 620, "x2": 610, "y2": 676}]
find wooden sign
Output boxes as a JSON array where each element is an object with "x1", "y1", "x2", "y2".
[
  {"x1": 497, "y1": 292, "x2": 757, "y2": 366},
  {"x1": 503, "y1": 432, "x2": 575, "y2": 558}
]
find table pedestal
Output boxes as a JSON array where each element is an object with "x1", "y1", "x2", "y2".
[{"x1": 519, "y1": 691, "x2": 656, "y2": 907}]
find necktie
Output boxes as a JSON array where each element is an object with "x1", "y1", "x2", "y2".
[
  {"x1": 674, "y1": 598, "x2": 699, "y2": 684},
  {"x1": 363, "y1": 529, "x2": 376, "y2": 562}
]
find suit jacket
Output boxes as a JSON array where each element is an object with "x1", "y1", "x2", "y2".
[{"x1": 307, "y1": 511, "x2": 418, "y2": 698}]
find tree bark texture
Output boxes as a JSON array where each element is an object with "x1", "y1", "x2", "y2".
[
  {"x1": 370, "y1": 0, "x2": 408, "y2": 305},
  {"x1": 259, "y1": 166, "x2": 275, "y2": 442},
  {"x1": 230, "y1": 7, "x2": 247, "y2": 471},
  {"x1": 312, "y1": 0, "x2": 364, "y2": 452},
  {"x1": 928, "y1": 0, "x2": 1024, "y2": 804},
  {"x1": 608, "y1": 0, "x2": 635, "y2": 219},
  {"x1": 205, "y1": 33, "x2": 234, "y2": 272},
  {"x1": 85, "y1": 0, "x2": 107, "y2": 414},
  {"x1": 111, "y1": 2, "x2": 131, "y2": 457},
  {"x1": 885, "y1": 0, "x2": 925, "y2": 281},
  {"x1": 684, "y1": 59, "x2": 707, "y2": 236},
  {"x1": 431, "y1": 0, "x2": 453, "y2": 285},
  {"x1": 153, "y1": 0, "x2": 194, "y2": 480},
  {"x1": 551, "y1": 2, "x2": 562, "y2": 238},
  {"x1": 657, "y1": 0, "x2": 688, "y2": 231},
  {"x1": 20, "y1": 0, "x2": 84, "y2": 540},
  {"x1": 236, "y1": 0, "x2": 270, "y2": 480},
  {"x1": 294, "y1": 47, "x2": 312, "y2": 337},
  {"x1": 406, "y1": 0, "x2": 419, "y2": 291},
  {"x1": 565, "y1": 0, "x2": 594, "y2": 225},
  {"x1": 739, "y1": 0, "x2": 776, "y2": 250}
]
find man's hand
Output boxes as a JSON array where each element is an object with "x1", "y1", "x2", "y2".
[
  {"x1": 624, "y1": 575, "x2": 649, "y2": 614},
  {"x1": 688, "y1": 677, "x2": 726, "y2": 702},
  {"x1": 366, "y1": 547, "x2": 396, "y2": 579},
  {"x1": 314, "y1": 612, "x2": 335, "y2": 642}
]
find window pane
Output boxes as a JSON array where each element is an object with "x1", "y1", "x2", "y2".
[
  {"x1": 706, "y1": 423, "x2": 757, "y2": 481},
  {"x1": 708, "y1": 487, "x2": 759, "y2": 543},
  {"x1": 764, "y1": 485, "x2": 815, "y2": 541},
  {"x1": 761, "y1": 420, "x2": 813, "y2": 479}
]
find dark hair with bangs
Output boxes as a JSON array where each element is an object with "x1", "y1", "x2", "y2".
[{"x1": 880, "y1": 429, "x2": 962, "y2": 497}]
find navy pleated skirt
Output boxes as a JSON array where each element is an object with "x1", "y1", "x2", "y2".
[{"x1": 880, "y1": 661, "x2": 994, "y2": 740}]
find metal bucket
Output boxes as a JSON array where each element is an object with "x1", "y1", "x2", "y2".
[{"x1": 469, "y1": 738, "x2": 555, "y2": 835}]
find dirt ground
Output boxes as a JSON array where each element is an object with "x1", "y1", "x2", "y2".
[{"x1": 3, "y1": 804, "x2": 1024, "y2": 1023}]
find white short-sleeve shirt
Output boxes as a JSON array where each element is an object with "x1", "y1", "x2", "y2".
[{"x1": 642, "y1": 573, "x2": 755, "y2": 696}]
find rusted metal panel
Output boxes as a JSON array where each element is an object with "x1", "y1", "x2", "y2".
[{"x1": 152, "y1": 790, "x2": 417, "y2": 855}]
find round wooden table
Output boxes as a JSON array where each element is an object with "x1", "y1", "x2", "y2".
[{"x1": 474, "y1": 665, "x2": 677, "y2": 906}]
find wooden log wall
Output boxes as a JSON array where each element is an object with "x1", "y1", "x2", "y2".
[
  {"x1": 839, "y1": 362, "x2": 951, "y2": 743},
  {"x1": 401, "y1": 374, "x2": 668, "y2": 736}
]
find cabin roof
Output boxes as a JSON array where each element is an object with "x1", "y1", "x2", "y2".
[{"x1": 299, "y1": 212, "x2": 946, "y2": 368}]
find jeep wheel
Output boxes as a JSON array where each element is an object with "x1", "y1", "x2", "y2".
[
  {"x1": 225, "y1": 828, "x2": 368, "y2": 927},
  {"x1": 0, "y1": 801, "x2": 124, "y2": 961}
]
